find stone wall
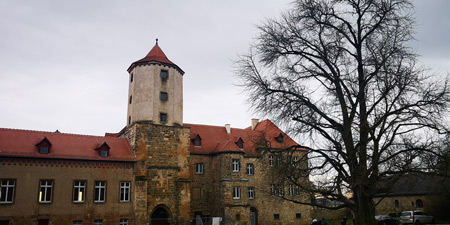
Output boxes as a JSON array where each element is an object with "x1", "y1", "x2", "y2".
[
  {"x1": 374, "y1": 195, "x2": 435, "y2": 216},
  {"x1": 190, "y1": 151, "x2": 312, "y2": 225},
  {"x1": 126, "y1": 122, "x2": 191, "y2": 225}
]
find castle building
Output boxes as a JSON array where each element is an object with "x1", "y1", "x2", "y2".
[
  {"x1": 0, "y1": 41, "x2": 311, "y2": 225},
  {"x1": 120, "y1": 41, "x2": 311, "y2": 225}
]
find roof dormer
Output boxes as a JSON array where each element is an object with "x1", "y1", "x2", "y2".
[
  {"x1": 235, "y1": 137, "x2": 244, "y2": 149},
  {"x1": 36, "y1": 137, "x2": 52, "y2": 154},
  {"x1": 95, "y1": 142, "x2": 110, "y2": 158},
  {"x1": 192, "y1": 134, "x2": 202, "y2": 147},
  {"x1": 276, "y1": 133, "x2": 284, "y2": 144}
]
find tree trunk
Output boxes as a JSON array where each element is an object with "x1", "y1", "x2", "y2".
[{"x1": 353, "y1": 187, "x2": 376, "y2": 225}]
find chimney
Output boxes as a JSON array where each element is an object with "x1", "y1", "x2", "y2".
[
  {"x1": 251, "y1": 118, "x2": 259, "y2": 130},
  {"x1": 225, "y1": 124, "x2": 231, "y2": 134}
]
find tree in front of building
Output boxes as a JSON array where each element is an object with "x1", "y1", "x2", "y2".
[{"x1": 236, "y1": 0, "x2": 450, "y2": 224}]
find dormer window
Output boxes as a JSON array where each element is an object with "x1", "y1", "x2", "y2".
[
  {"x1": 36, "y1": 137, "x2": 52, "y2": 154},
  {"x1": 192, "y1": 134, "x2": 202, "y2": 147},
  {"x1": 95, "y1": 142, "x2": 110, "y2": 158},
  {"x1": 276, "y1": 133, "x2": 284, "y2": 143},
  {"x1": 235, "y1": 137, "x2": 244, "y2": 149}
]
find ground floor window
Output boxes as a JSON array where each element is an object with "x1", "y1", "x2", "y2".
[{"x1": 119, "y1": 219, "x2": 128, "y2": 225}]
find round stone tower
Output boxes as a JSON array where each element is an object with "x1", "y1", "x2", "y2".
[{"x1": 126, "y1": 40, "x2": 184, "y2": 126}]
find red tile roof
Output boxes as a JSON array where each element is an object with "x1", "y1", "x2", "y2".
[
  {"x1": 127, "y1": 43, "x2": 184, "y2": 74},
  {"x1": 184, "y1": 119, "x2": 303, "y2": 156},
  {"x1": 0, "y1": 128, "x2": 135, "y2": 162}
]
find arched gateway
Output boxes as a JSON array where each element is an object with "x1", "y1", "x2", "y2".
[{"x1": 150, "y1": 206, "x2": 171, "y2": 225}]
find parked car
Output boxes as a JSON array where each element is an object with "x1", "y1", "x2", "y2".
[
  {"x1": 399, "y1": 211, "x2": 435, "y2": 224},
  {"x1": 375, "y1": 215, "x2": 399, "y2": 225}
]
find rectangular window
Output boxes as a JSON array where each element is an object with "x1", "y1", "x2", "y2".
[
  {"x1": 276, "y1": 155, "x2": 282, "y2": 165},
  {"x1": 40, "y1": 146, "x2": 49, "y2": 154},
  {"x1": 296, "y1": 213, "x2": 302, "y2": 219},
  {"x1": 232, "y1": 159, "x2": 240, "y2": 172},
  {"x1": 269, "y1": 155, "x2": 274, "y2": 166},
  {"x1": 120, "y1": 219, "x2": 128, "y2": 225},
  {"x1": 94, "y1": 220, "x2": 103, "y2": 225},
  {"x1": 39, "y1": 180, "x2": 53, "y2": 203},
  {"x1": 120, "y1": 182, "x2": 130, "y2": 202},
  {"x1": 270, "y1": 184, "x2": 275, "y2": 196},
  {"x1": 289, "y1": 184, "x2": 294, "y2": 196},
  {"x1": 274, "y1": 214, "x2": 280, "y2": 220},
  {"x1": 160, "y1": 92, "x2": 168, "y2": 101},
  {"x1": 293, "y1": 156, "x2": 299, "y2": 166},
  {"x1": 160, "y1": 113, "x2": 167, "y2": 123},
  {"x1": 73, "y1": 181, "x2": 86, "y2": 203},
  {"x1": 100, "y1": 150, "x2": 108, "y2": 157},
  {"x1": 295, "y1": 185, "x2": 301, "y2": 196},
  {"x1": 248, "y1": 187, "x2": 255, "y2": 199},
  {"x1": 0, "y1": 220, "x2": 10, "y2": 225},
  {"x1": 130, "y1": 73, "x2": 133, "y2": 83},
  {"x1": 232, "y1": 186, "x2": 241, "y2": 199},
  {"x1": 195, "y1": 163, "x2": 204, "y2": 174},
  {"x1": 278, "y1": 186, "x2": 284, "y2": 196},
  {"x1": 94, "y1": 181, "x2": 106, "y2": 203},
  {"x1": 246, "y1": 164, "x2": 254, "y2": 175},
  {"x1": 0, "y1": 179, "x2": 15, "y2": 203},
  {"x1": 73, "y1": 221, "x2": 82, "y2": 225},
  {"x1": 160, "y1": 70, "x2": 168, "y2": 81}
]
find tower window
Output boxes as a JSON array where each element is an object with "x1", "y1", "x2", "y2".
[
  {"x1": 128, "y1": 116, "x2": 131, "y2": 125},
  {"x1": 160, "y1": 70, "x2": 168, "y2": 81},
  {"x1": 160, "y1": 92, "x2": 168, "y2": 101},
  {"x1": 160, "y1": 113, "x2": 167, "y2": 123},
  {"x1": 129, "y1": 95, "x2": 132, "y2": 104},
  {"x1": 130, "y1": 73, "x2": 133, "y2": 83}
]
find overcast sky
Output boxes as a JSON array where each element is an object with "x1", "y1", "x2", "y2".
[{"x1": 0, "y1": 0, "x2": 449, "y2": 137}]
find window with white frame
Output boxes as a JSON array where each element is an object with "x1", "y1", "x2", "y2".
[
  {"x1": 73, "y1": 220, "x2": 82, "y2": 225},
  {"x1": 73, "y1": 181, "x2": 86, "y2": 203},
  {"x1": 232, "y1": 159, "x2": 240, "y2": 172},
  {"x1": 278, "y1": 186, "x2": 284, "y2": 196},
  {"x1": 120, "y1": 182, "x2": 130, "y2": 202},
  {"x1": 248, "y1": 187, "x2": 255, "y2": 199},
  {"x1": 295, "y1": 185, "x2": 301, "y2": 195},
  {"x1": 195, "y1": 163, "x2": 204, "y2": 174},
  {"x1": 94, "y1": 181, "x2": 106, "y2": 203},
  {"x1": 276, "y1": 155, "x2": 282, "y2": 165},
  {"x1": 269, "y1": 155, "x2": 274, "y2": 166},
  {"x1": 94, "y1": 220, "x2": 103, "y2": 225},
  {"x1": 233, "y1": 186, "x2": 241, "y2": 199},
  {"x1": 39, "y1": 180, "x2": 53, "y2": 203},
  {"x1": 0, "y1": 179, "x2": 15, "y2": 203},
  {"x1": 270, "y1": 184, "x2": 275, "y2": 196},
  {"x1": 289, "y1": 184, "x2": 294, "y2": 196},
  {"x1": 293, "y1": 156, "x2": 299, "y2": 166},
  {"x1": 246, "y1": 164, "x2": 254, "y2": 175},
  {"x1": 120, "y1": 219, "x2": 128, "y2": 225}
]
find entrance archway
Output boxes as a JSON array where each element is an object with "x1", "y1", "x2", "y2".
[
  {"x1": 250, "y1": 207, "x2": 258, "y2": 225},
  {"x1": 150, "y1": 206, "x2": 171, "y2": 225}
]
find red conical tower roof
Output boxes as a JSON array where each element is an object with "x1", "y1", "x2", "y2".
[{"x1": 127, "y1": 39, "x2": 184, "y2": 74}]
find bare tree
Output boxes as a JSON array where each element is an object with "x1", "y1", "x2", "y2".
[{"x1": 236, "y1": 0, "x2": 450, "y2": 224}]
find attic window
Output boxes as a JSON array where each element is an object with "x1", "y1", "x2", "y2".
[
  {"x1": 36, "y1": 137, "x2": 52, "y2": 154},
  {"x1": 235, "y1": 138, "x2": 244, "y2": 149},
  {"x1": 95, "y1": 142, "x2": 110, "y2": 158},
  {"x1": 192, "y1": 134, "x2": 202, "y2": 147},
  {"x1": 276, "y1": 133, "x2": 284, "y2": 143}
]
